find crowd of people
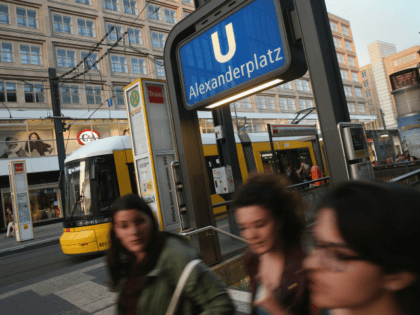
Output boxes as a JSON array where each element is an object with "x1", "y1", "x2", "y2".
[
  {"x1": 372, "y1": 152, "x2": 419, "y2": 166},
  {"x1": 105, "y1": 173, "x2": 420, "y2": 315}
]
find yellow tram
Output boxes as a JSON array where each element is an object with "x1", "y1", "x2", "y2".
[{"x1": 60, "y1": 134, "x2": 321, "y2": 254}]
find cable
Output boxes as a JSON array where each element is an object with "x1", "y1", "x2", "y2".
[{"x1": 0, "y1": 101, "x2": 12, "y2": 118}]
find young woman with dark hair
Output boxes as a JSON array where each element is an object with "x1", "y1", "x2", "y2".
[
  {"x1": 106, "y1": 193, "x2": 234, "y2": 315},
  {"x1": 25, "y1": 132, "x2": 52, "y2": 156},
  {"x1": 304, "y1": 181, "x2": 420, "y2": 315},
  {"x1": 232, "y1": 173, "x2": 312, "y2": 315}
]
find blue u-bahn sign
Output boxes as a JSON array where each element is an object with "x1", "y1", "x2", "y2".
[{"x1": 174, "y1": 0, "x2": 307, "y2": 110}]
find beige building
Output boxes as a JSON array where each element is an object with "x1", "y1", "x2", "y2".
[
  {"x1": 360, "y1": 64, "x2": 385, "y2": 129},
  {"x1": 0, "y1": 1, "x2": 376, "y2": 228}
]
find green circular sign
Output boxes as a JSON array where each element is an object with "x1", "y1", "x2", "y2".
[{"x1": 130, "y1": 90, "x2": 140, "y2": 107}]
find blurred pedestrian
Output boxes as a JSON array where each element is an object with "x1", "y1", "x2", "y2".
[
  {"x1": 304, "y1": 181, "x2": 420, "y2": 315},
  {"x1": 386, "y1": 158, "x2": 393, "y2": 164},
  {"x1": 410, "y1": 156, "x2": 418, "y2": 166},
  {"x1": 232, "y1": 174, "x2": 312, "y2": 315},
  {"x1": 372, "y1": 160, "x2": 379, "y2": 167},
  {"x1": 106, "y1": 194, "x2": 234, "y2": 315},
  {"x1": 310, "y1": 165, "x2": 324, "y2": 186},
  {"x1": 4, "y1": 207, "x2": 14, "y2": 238}
]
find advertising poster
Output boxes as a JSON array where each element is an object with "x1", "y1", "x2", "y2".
[{"x1": 398, "y1": 114, "x2": 420, "y2": 158}]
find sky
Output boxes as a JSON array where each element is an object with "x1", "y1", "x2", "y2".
[{"x1": 325, "y1": 0, "x2": 420, "y2": 66}]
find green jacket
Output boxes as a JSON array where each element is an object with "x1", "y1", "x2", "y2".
[{"x1": 115, "y1": 233, "x2": 235, "y2": 315}]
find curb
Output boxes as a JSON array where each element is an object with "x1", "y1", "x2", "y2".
[{"x1": 0, "y1": 237, "x2": 61, "y2": 257}]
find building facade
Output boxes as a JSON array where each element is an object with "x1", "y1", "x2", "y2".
[
  {"x1": 0, "y1": 1, "x2": 376, "y2": 229},
  {"x1": 360, "y1": 64, "x2": 385, "y2": 129}
]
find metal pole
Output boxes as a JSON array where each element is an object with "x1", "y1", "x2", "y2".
[
  {"x1": 294, "y1": 0, "x2": 351, "y2": 184},
  {"x1": 49, "y1": 68, "x2": 67, "y2": 214},
  {"x1": 268, "y1": 124, "x2": 279, "y2": 174}
]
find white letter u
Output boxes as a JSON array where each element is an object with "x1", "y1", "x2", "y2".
[{"x1": 211, "y1": 23, "x2": 236, "y2": 63}]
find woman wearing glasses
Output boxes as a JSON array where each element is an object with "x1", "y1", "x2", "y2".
[
  {"x1": 233, "y1": 174, "x2": 312, "y2": 315},
  {"x1": 304, "y1": 181, "x2": 420, "y2": 315}
]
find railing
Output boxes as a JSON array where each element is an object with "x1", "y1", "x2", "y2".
[
  {"x1": 374, "y1": 160, "x2": 420, "y2": 182},
  {"x1": 179, "y1": 225, "x2": 249, "y2": 244},
  {"x1": 387, "y1": 168, "x2": 420, "y2": 190}
]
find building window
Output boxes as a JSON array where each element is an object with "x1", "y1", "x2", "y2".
[
  {"x1": 295, "y1": 80, "x2": 303, "y2": 91},
  {"x1": 358, "y1": 104, "x2": 366, "y2": 114},
  {"x1": 81, "y1": 52, "x2": 98, "y2": 70},
  {"x1": 347, "y1": 102, "x2": 355, "y2": 113},
  {"x1": 165, "y1": 9, "x2": 177, "y2": 24},
  {"x1": 132, "y1": 57, "x2": 146, "y2": 74},
  {"x1": 333, "y1": 38, "x2": 341, "y2": 49},
  {"x1": 111, "y1": 55, "x2": 127, "y2": 73},
  {"x1": 53, "y1": 14, "x2": 72, "y2": 34},
  {"x1": 107, "y1": 24, "x2": 123, "y2": 40},
  {"x1": 152, "y1": 32, "x2": 165, "y2": 48},
  {"x1": 105, "y1": 0, "x2": 119, "y2": 11},
  {"x1": 61, "y1": 85, "x2": 79, "y2": 104},
  {"x1": 340, "y1": 70, "x2": 349, "y2": 81},
  {"x1": 363, "y1": 81, "x2": 369, "y2": 88},
  {"x1": 351, "y1": 72, "x2": 359, "y2": 82},
  {"x1": 299, "y1": 99, "x2": 313, "y2": 110},
  {"x1": 123, "y1": 0, "x2": 137, "y2": 14},
  {"x1": 302, "y1": 81, "x2": 310, "y2": 92},
  {"x1": 75, "y1": 0, "x2": 91, "y2": 4},
  {"x1": 183, "y1": 0, "x2": 193, "y2": 3},
  {"x1": 337, "y1": 53, "x2": 345, "y2": 64},
  {"x1": 78, "y1": 19, "x2": 95, "y2": 37},
  {"x1": 114, "y1": 87, "x2": 125, "y2": 106},
  {"x1": 184, "y1": 11, "x2": 190, "y2": 18},
  {"x1": 330, "y1": 21, "x2": 338, "y2": 32},
  {"x1": 345, "y1": 41, "x2": 352, "y2": 52},
  {"x1": 394, "y1": 59, "x2": 400, "y2": 66},
  {"x1": 24, "y1": 83, "x2": 45, "y2": 103},
  {"x1": 365, "y1": 91, "x2": 371, "y2": 98},
  {"x1": 342, "y1": 26, "x2": 349, "y2": 36},
  {"x1": 156, "y1": 60, "x2": 165, "y2": 77},
  {"x1": 0, "y1": 4, "x2": 10, "y2": 24},
  {"x1": 409, "y1": 53, "x2": 416, "y2": 61},
  {"x1": 57, "y1": 49, "x2": 75, "y2": 68},
  {"x1": 256, "y1": 96, "x2": 275, "y2": 110},
  {"x1": 0, "y1": 82, "x2": 17, "y2": 102},
  {"x1": 362, "y1": 71, "x2": 367, "y2": 78},
  {"x1": 17, "y1": 7, "x2": 37, "y2": 29},
  {"x1": 344, "y1": 86, "x2": 352, "y2": 97},
  {"x1": 241, "y1": 97, "x2": 252, "y2": 109},
  {"x1": 355, "y1": 87, "x2": 362, "y2": 97},
  {"x1": 348, "y1": 56, "x2": 356, "y2": 67},
  {"x1": 21, "y1": 45, "x2": 41, "y2": 65},
  {"x1": 128, "y1": 28, "x2": 142, "y2": 45},
  {"x1": 86, "y1": 86, "x2": 102, "y2": 104},
  {"x1": 148, "y1": 5, "x2": 161, "y2": 20},
  {"x1": 0, "y1": 42, "x2": 13, "y2": 63},
  {"x1": 368, "y1": 101, "x2": 373, "y2": 107},
  {"x1": 402, "y1": 56, "x2": 408, "y2": 63},
  {"x1": 256, "y1": 96, "x2": 266, "y2": 109},
  {"x1": 279, "y1": 97, "x2": 296, "y2": 111}
]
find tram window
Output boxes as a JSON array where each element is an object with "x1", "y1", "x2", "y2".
[
  {"x1": 127, "y1": 163, "x2": 139, "y2": 195},
  {"x1": 260, "y1": 152, "x2": 275, "y2": 174},
  {"x1": 297, "y1": 148, "x2": 312, "y2": 168},
  {"x1": 96, "y1": 156, "x2": 119, "y2": 212}
]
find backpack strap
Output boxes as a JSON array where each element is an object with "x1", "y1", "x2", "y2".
[{"x1": 166, "y1": 259, "x2": 202, "y2": 315}]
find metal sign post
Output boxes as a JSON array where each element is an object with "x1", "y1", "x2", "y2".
[
  {"x1": 293, "y1": 0, "x2": 351, "y2": 184},
  {"x1": 8, "y1": 161, "x2": 34, "y2": 242},
  {"x1": 124, "y1": 79, "x2": 183, "y2": 232}
]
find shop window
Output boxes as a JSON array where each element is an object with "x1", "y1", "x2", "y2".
[
  {"x1": 78, "y1": 18, "x2": 95, "y2": 37},
  {"x1": 24, "y1": 83, "x2": 45, "y2": 103},
  {"x1": 0, "y1": 42, "x2": 13, "y2": 63},
  {"x1": 124, "y1": 0, "x2": 137, "y2": 15},
  {"x1": 0, "y1": 4, "x2": 9, "y2": 24},
  {"x1": 0, "y1": 125, "x2": 28, "y2": 159},
  {"x1": 0, "y1": 82, "x2": 17, "y2": 102},
  {"x1": 128, "y1": 27, "x2": 142, "y2": 45},
  {"x1": 17, "y1": 7, "x2": 37, "y2": 29}
]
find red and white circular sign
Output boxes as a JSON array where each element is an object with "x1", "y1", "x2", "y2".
[{"x1": 77, "y1": 129, "x2": 100, "y2": 145}]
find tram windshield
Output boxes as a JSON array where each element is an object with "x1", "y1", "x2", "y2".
[{"x1": 64, "y1": 159, "x2": 93, "y2": 219}]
